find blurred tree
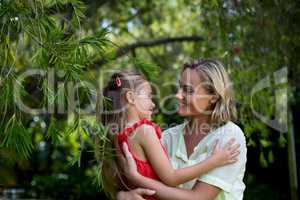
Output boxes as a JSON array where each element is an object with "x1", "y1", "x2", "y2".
[{"x1": 0, "y1": 0, "x2": 299, "y2": 199}]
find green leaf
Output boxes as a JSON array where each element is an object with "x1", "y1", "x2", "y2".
[
  {"x1": 46, "y1": 117, "x2": 62, "y2": 145},
  {"x1": 278, "y1": 134, "x2": 287, "y2": 148},
  {"x1": 0, "y1": 114, "x2": 33, "y2": 160},
  {"x1": 259, "y1": 151, "x2": 268, "y2": 168},
  {"x1": 260, "y1": 139, "x2": 272, "y2": 148},
  {"x1": 133, "y1": 58, "x2": 160, "y2": 82},
  {"x1": 268, "y1": 150, "x2": 274, "y2": 163}
]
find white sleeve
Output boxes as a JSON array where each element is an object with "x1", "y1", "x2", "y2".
[
  {"x1": 198, "y1": 126, "x2": 247, "y2": 192},
  {"x1": 161, "y1": 130, "x2": 171, "y2": 156}
]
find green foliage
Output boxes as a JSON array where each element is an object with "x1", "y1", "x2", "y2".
[
  {"x1": 0, "y1": 0, "x2": 110, "y2": 159},
  {"x1": 0, "y1": 0, "x2": 298, "y2": 199},
  {"x1": 133, "y1": 58, "x2": 160, "y2": 82},
  {"x1": 93, "y1": 122, "x2": 117, "y2": 189},
  {"x1": 0, "y1": 114, "x2": 33, "y2": 159},
  {"x1": 46, "y1": 117, "x2": 62, "y2": 145},
  {"x1": 28, "y1": 171, "x2": 101, "y2": 200}
]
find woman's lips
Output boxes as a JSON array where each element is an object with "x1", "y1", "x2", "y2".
[{"x1": 178, "y1": 102, "x2": 187, "y2": 106}]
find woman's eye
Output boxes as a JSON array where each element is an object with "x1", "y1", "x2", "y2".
[{"x1": 183, "y1": 87, "x2": 193, "y2": 94}]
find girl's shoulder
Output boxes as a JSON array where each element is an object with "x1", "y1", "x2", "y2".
[{"x1": 134, "y1": 119, "x2": 161, "y2": 139}]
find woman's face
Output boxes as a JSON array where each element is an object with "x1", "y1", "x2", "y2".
[{"x1": 175, "y1": 68, "x2": 214, "y2": 117}]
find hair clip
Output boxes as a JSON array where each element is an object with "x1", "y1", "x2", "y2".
[{"x1": 115, "y1": 77, "x2": 122, "y2": 87}]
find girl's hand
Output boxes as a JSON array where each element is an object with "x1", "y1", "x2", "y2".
[
  {"x1": 210, "y1": 138, "x2": 240, "y2": 166},
  {"x1": 117, "y1": 142, "x2": 140, "y2": 181}
]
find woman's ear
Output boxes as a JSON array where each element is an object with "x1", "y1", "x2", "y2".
[
  {"x1": 125, "y1": 90, "x2": 135, "y2": 104},
  {"x1": 210, "y1": 94, "x2": 219, "y2": 104}
]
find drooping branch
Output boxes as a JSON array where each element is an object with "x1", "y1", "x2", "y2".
[{"x1": 92, "y1": 35, "x2": 204, "y2": 67}]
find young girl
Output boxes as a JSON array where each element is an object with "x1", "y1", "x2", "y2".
[{"x1": 97, "y1": 70, "x2": 240, "y2": 200}]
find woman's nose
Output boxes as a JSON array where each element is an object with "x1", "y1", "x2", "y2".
[{"x1": 175, "y1": 89, "x2": 184, "y2": 100}]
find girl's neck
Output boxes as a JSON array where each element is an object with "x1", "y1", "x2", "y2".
[{"x1": 126, "y1": 110, "x2": 141, "y2": 125}]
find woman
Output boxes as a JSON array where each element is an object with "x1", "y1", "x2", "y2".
[{"x1": 117, "y1": 59, "x2": 247, "y2": 200}]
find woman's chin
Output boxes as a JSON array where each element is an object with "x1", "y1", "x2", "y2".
[{"x1": 177, "y1": 107, "x2": 189, "y2": 116}]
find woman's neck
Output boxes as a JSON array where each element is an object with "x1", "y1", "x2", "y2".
[{"x1": 186, "y1": 115, "x2": 211, "y2": 136}]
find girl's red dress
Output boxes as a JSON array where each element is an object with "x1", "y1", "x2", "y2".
[{"x1": 116, "y1": 118, "x2": 169, "y2": 200}]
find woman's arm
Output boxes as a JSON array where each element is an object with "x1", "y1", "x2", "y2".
[
  {"x1": 117, "y1": 188, "x2": 156, "y2": 200},
  {"x1": 119, "y1": 143, "x2": 220, "y2": 200},
  {"x1": 136, "y1": 125, "x2": 240, "y2": 186}
]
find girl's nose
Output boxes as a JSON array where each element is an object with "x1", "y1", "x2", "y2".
[{"x1": 151, "y1": 101, "x2": 155, "y2": 109}]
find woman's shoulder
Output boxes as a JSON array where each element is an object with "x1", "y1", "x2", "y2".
[
  {"x1": 217, "y1": 121, "x2": 246, "y2": 141},
  {"x1": 162, "y1": 123, "x2": 186, "y2": 137}
]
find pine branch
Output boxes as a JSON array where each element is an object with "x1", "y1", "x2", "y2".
[{"x1": 92, "y1": 35, "x2": 204, "y2": 68}]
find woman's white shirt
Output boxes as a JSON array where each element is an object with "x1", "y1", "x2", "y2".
[{"x1": 161, "y1": 121, "x2": 247, "y2": 200}]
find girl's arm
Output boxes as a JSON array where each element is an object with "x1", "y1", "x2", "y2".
[
  {"x1": 118, "y1": 142, "x2": 221, "y2": 200},
  {"x1": 135, "y1": 125, "x2": 240, "y2": 187}
]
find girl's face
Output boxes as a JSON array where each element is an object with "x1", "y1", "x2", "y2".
[
  {"x1": 175, "y1": 68, "x2": 214, "y2": 117},
  {"x1": 134, "y1": 82, "x2": 155, "y2": 119}
]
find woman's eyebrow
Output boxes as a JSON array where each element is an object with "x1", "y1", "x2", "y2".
[
  {"x1": 183, "y1": 83, "x2": 194, "y2": 88},
  {"x1": 179, "y1": 80, "x2": 193, "y2": 88}
]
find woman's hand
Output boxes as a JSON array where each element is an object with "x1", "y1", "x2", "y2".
[
  {"x1": 117, "y1": 188, "x2": 156, "y2": 200},
  {"x1": 210, "y1": 138, "x2": 241, "y2": 166},
  {"x1": 116, "y1": 142, "x2": 140, "y2": 182}
]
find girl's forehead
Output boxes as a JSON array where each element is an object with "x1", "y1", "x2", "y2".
[{"x1": 136, "y1": 81, "x2": 152, "y2": 92}]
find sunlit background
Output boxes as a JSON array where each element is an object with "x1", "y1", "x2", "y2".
[{"x1": 0, "y1": 0, "x2": 299, "y2": 199}]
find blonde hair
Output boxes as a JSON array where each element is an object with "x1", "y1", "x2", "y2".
[
  {"x1": 95, "y1": 70, "x2": 147, "y2": 199},
  {"x1": 183, "y1": 59, "x2": 237, "y2": 126}
]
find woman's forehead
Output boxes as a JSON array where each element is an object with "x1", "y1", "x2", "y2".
[{"x1": 180, "y1": 68, "x2": 201, "y2": 86}]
